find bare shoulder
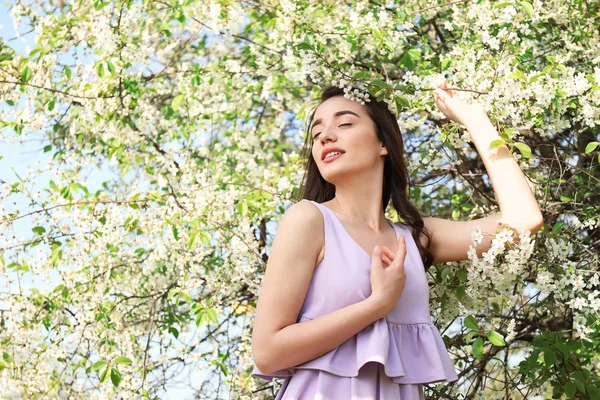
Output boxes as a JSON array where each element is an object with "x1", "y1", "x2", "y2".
[
  {"x1": 283, "y1": 200, "x2": 325, "y2": 238},
  {"x1": 278, "y1": 200, "x2": 326, "y2": 269},
  {"x1": 251, "y1": 200, "x2": 324, "y2": 366}
]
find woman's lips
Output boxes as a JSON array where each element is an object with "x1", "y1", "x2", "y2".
[{"x1": 323, "y1": 153, "x2": 343, "y2": 163}]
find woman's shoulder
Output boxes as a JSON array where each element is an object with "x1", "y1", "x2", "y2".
[{"x1": 279, "y1": 200, "x2": 325, "y2": 236}]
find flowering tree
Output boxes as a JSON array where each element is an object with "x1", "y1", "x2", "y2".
[{"x1": 0, "y1": 0, "x2": 599, "y2": 399}]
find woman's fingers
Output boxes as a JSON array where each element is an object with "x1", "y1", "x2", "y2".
[
  {"x1": 381, "y1": 246, "x2": 396, "y2": 266},
  {"x1": 381, "y1": 242, "x2": 407, "y2": 267},
  {"x1": 441, "y1": 81, "x2": 456, "y2": 97},
  {"x1": 382, "y1": 252, "x2": 392, "y2": 266},
  {"x1": 382, "y1": 246, "x2": 395, "y2": 259}
]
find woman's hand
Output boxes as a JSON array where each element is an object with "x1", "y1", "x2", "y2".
[
  {"x1": 433, "y1": 81, "x2": 489, "y2": 126},
  {"x1": 369, "y1": 236, "x2": 407, "y2": 317}
]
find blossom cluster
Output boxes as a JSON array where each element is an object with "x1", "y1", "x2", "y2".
[{"x1": 331, "y1": 78, "x2": 371, "y2": 105}]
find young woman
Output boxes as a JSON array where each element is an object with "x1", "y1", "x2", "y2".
[{"x1": 250, "y1": 83, "x2": 543, "y2": 399}]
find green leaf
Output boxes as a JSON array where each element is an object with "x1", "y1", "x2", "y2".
[
  {"x1": 91, "y1": 360, "x2": 107, "y2": 372},
  {"x1": 48, "y1": 99, "x2": 55, "y2": 111},
  {"x1": 452, "y1": 208, "x2": 460, "y2": 220},
  {"x1": 455, "y1": 286, "x2": 466, "y2": 300},
  {"x1": 21, "y1": 66, "x2": 32, "y2": 83},
  {"x1": 520, "y1": 1, "x2": 534, "y2": 18},
  {"x1": 564, "y1": 381, "x2": 576, "y2": 398},
  {"x1": 237, "y1": 200, "x2": 248, "y2": 216},
  {"x1": 113, "y1": 356, "x2": 132, "y2": 365},
  {"x1": 489, "y1": 139, "x2": 506, "y2": 150},
  {"x1": 532, "y1": 335, "x2": 547, "y2": 347},
  {"x1": 180, "y1": 292, "x2": 193, "y2": 304},
  {"x1": 172, "y1": 94, "x2": 185, "y2": 110},
  {"x1": 572, "y1": 370, "x2": 588, "y2": 384},
  {"x1": 465, "y1": 330, "x2": 478, "y2": 343},
  {"x1": 169, "y1": 326, "x2": 179, "y2": 338},
  {"x1": 107, "y1": 60, "x2": 115, "y2": 75},
  {"x1": 587, "y1": 385, "x2": 600, "y2": 398},
  {"x1": 373, "y1": 28, "x2": 383, "y2": 41},
  {"x1": 110, "y1": 367, "x2": 122, "y2": 387},
  {"x1": 206, "y1": 307, "x2": 218, "y2": 323},
  {"x1": 353, "y1": 71, "x2": 371, "y2": 80},
  {"x1": 529, "y1": 73, "x2": 543, "y2": 83},
  {"x1": 508, "y1": 70, "x2": 525, "y2": 79},
  {"x1": 499, "y1": 131, "x2": 511, "y2": 142},
  {"x1": 400, "y1": 51, "x2": 414, "y2": 69},
  {"x1": 370, "y1": 79, "x2": 388, "y2": 89},
  {"x1": 97, "y1": 63, "x2": 104, "y2": 78},
  {"x1": 552, "y1": 222, "x2": 563, "y2": 234},
  {"x1": 196, "y1": 312, "x2": 206, "y2": 326},
  {"x1": 395, "y1": 96, "x2": 409, "y2": 110},
  {"x1": 464, "y1": 315, "x2": 479, "y2": 331},
  {"x1": 392, "y1": 97, "x2": 403, "y2": 114},
  {"x1": 513, "y1": 142, "x2": 532, "y2": 158},
  {"x1": 543, "y1": 348, "x2": 556, "y2": 365},
  {"x1": 573, "y1": 379, "x2": 585, "y2": 393},
  {"x1": 187, "y1": 230, "x2": 198, "y2": 249},
  {"x1": 29, "y1": 47, "x2": 42, "y2": 58},
  {"x1": 407, "y1": 48, "x2": 422, "y2": 60},
  {"x1": 64, "y1": 66, "x2": 72, "y2": 79},
  {"x1": 440, "y1": 266, "x2": 450, "y2": 281},
  {"x1": 295, "y1": 42, "x2": 313, "y2": 51},
  {"x1": 486, "y1": 331, "x2": 506, "y2": 346},
  {"x1": 472, "y1": 337, "x2": 483, "y2": 360},
  {"x1": 99, "y1": 366, "x2": 110, "y2": 383},
  {"x1": 584, "y1": 141, "x2": 599, "y2": 153},
  {"x1": 32, "y1": 226, "x2": 46, "y2": 235},
  {"x1": 199, "y1": 230, "x2": 211, "y2": 246}
]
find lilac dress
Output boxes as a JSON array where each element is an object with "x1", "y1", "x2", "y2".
[{"x1": 251, "y1": 199, "x2": 458, "y2": 399}]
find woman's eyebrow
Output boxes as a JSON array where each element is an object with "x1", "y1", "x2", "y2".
[{"x1": 310, "y1": 110, "x2": 360, "y2": 132}]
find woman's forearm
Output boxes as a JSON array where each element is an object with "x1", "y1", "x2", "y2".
[
  {"x1": 258, "y1": 296, "x2": 384, "y2": 375},
  {"x1": 464, "y1": 116, "x2": 543, "y2": 231}
]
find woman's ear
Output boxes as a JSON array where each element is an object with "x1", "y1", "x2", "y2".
[{"x1": 380, "y1": 143, "x2": 388, "y2": 156}]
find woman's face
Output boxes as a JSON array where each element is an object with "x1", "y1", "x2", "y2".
[{"x1": 310, "y1": 95, "x2": 387, "y2": 184}]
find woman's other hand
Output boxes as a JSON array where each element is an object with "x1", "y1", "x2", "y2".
[
  {"x1": 433, "y1": 81, "x2": 488, "y2": 126},
  {"x1": 369, "y1": 236, "x2": 407, "y2": 317}
]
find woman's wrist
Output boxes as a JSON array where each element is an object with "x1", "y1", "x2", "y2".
[
  {"x1": 463, "y1": 112, "x2": 494, "y2": 131},
  {"x1": 365, "y1": 294, "x2": 388, "y2": 319}
]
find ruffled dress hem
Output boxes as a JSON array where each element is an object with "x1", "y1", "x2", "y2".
[{"x1": 251, "y1": 316, "x2": 458, "y2": 386}]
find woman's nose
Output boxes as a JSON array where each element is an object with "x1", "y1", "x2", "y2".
[{"x1": 318, "y1": 125, "x2": 336, "y2": 143}]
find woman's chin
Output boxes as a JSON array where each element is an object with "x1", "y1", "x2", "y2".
[{"x1": 321, "y1": 169, "x2": 355, "y2": 185}]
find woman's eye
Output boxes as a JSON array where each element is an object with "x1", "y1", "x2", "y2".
[{"x1": 312, "y1": 123, "x2": 351, "y2": 140}]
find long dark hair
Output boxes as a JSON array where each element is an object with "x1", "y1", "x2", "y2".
[{"x1": 297, "y1": 85, "x2": 434, "y2": 272}]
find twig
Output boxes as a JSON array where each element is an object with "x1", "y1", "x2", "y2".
[
  {"x1": 408, "y1": 0, "x2": 474, "y2": 16},
  {"x1": 421, "y1": 87, "x2": 489, "y2": 95},
  {"x1": 0, "y1": 80, "x2": 115, "y2": 99}
]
